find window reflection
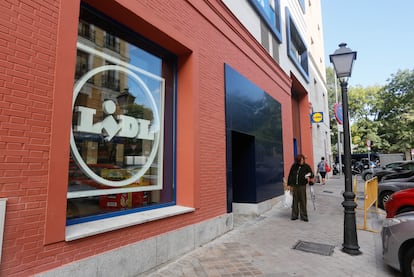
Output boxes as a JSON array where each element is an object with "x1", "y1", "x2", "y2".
[{"x1": 68, "y1": 6, "x2": 175, "y2": 223}]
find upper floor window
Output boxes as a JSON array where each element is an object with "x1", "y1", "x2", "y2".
[
  {"x1": 298, "y1": 0, "x2": 306, "y2": 13},
  {"x1": 286, "y1": 8, "x2": 309, "y2": 82},
  {"x1": 104, "y1": 32, "x2": 120, "y2": 53},
  {"x1": 75, "y1": 50, "x2": 89, "y2": 79},
  {"x1": 249, "y1": 0, "x2": 282, "y2": 43},
  {"x1": 78, "y1": 20, "x2": 95, "y2": 42},
  {"x1": 101, "y1": 61, "x2": 120, "y2": 91}
]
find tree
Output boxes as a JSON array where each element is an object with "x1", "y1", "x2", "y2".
[
  {"x1": 326, "y1": 67, "x2": 414, "y2": 156},
  {"x1": 376, "y1": 69, "x2": 414, "y2": 153},
  {"x1": 347, "y1": 85, "x2": 382, "y2": 152}
]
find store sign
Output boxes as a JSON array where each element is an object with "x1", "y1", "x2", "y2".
[
  {"x1": 310, "y1": 112, "x2": 323, "y2": 123},
  {"x1": 70, "y1": 63, "x2": 161, "y2": 188},
  {"x1": 74, "y1": 101, "x2": 155, "y2": 142}
]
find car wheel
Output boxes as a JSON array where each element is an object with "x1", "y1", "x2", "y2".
[
  {"x1": 379, "y1": 191, "x2": 393, "y2": 209},
  {"x1": 364, "y1": 172, "x2": 373, "y2": 181},
  {"x1": 397, "y1": 207, "x2": 414, "y2": 215},
  {"x1": 402, "y1": 246, "x2": 414, "y2": 277}
]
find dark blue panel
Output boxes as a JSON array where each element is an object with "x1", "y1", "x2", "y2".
[{"x1": 225, "y1": 64, "x2": 284, "y2": 205}]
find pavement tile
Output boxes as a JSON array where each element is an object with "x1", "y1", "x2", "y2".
[{"x1": 139, "y1": 176, "x2": 400, "y2": 277}]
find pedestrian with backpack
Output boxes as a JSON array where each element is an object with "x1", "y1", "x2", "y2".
[{"x1": 317, "y1": 157, "x2": 328, "y2": 185}]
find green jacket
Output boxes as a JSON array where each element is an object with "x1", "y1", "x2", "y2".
[{"x1": 287, "y1": 163, "x2": 313, "y2": 186}]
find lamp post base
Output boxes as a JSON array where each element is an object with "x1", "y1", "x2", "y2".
[
  {"x1": 342, "y1": 247, "x2": 362, "y2": 256},
  {"x1": 342, "y1": 192, "x2": 362, "y2": 255}
]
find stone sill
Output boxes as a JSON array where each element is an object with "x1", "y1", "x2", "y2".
[{"x1": 66, "y1": 205, "x2": 195, "y2": 241}]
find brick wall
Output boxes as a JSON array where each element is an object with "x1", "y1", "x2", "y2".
[{"x1": 0, "y1": 0, "x2": 58, "y2": 275}]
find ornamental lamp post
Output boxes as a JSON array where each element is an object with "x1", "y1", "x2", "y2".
[
  {"x1": 329, "y1": 43, "x2": 361, "y2": 255},
  {"x1": 117, "y1": 88, "x2": 136, "y2": 114}
]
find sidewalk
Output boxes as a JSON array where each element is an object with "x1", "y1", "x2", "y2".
[{"x1": 139, "y1": 175, "x2": 399, "y2": 277}]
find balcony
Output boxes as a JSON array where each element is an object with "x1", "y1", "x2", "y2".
[{"x1": 101, "y1": 74, "x2": 120, "y2": 91}]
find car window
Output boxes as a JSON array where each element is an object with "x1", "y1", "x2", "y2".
[
  {"x1": 402, "y1": 163, "x2": 414, "y2": 170},
  {"x1": 385, "y1": 162, "x2": 402, "y2": 169}
]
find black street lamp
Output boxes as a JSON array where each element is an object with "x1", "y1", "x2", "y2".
[
  {"x1": 117, "y1": 88, "x2": 136, "y2": 114},
  {"x1": 329, "y1": 43, "x2": 361, "y2": 255}
]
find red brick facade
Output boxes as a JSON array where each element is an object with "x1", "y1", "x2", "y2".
[{"x1": 0, "y1": 1, "x2": 306, "y2": 276}]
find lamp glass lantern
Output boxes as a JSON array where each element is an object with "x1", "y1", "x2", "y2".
[
  {"x1": 117, "y1": 88, "x2": 136, "y2": 113},
  {"x1": 329, "y1": 43, "x2": 357, "y2": 78}
]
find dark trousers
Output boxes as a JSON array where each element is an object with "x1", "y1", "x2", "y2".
[{"x1": 291, "y1": 185, "x2": 308, "y2": 220}]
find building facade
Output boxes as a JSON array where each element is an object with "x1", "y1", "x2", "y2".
[
  {"x1": 0, "y1": 0, "x2": 329, "y2": 276},
  {"x1": 223, "y1": 0, "x2": 331, "y2": 169}
]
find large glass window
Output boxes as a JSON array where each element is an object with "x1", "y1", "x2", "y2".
[{"x1": 67, "y1": 5, "x2": 176, "y2": 225}]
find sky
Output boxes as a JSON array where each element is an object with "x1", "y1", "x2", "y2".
[{"x1": 321, "y1": 1, "x2": 414, "y2": 87}]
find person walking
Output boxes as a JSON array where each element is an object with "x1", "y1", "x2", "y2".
[
  {"x1": 287, "y1": 154, "x2": 314, "y2": 222},
  {"x1": 317, "y1": 157, "x2": 327, "y2": 185}
]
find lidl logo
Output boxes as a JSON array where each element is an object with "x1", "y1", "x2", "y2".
[{"x1": 311, "y1": 112, "x2": 324, "y2": 123}]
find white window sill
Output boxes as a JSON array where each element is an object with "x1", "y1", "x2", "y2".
[{"x1": 65, "y1": 205, "x2": 195, "y2": 241}]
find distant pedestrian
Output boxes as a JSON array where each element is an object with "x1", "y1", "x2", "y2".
[
  {"x1": 287, "y1": 154, "x2": 313, "y2": 222},
  {"x1": 317, "y1": 157, "x2": 327, "y2": 185}
]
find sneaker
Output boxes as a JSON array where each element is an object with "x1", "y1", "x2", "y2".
[
  {"x1": 291, "y1": 217, "x2": 298, "y2": 220},
  {"x1": 301, "y1": 218, "x2": 309, "y2": 222}
]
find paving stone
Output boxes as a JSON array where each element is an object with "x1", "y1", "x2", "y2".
[{"x1": 140, "y1": 176, "x2": 398, "y2": 277}]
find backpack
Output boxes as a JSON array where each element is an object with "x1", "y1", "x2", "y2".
[{"x1": 318, "y1": 161, "x2": 326, "y2": 172}]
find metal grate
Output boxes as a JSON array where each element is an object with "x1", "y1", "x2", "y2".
[{"x1": 293, "y1": 240, "x2": 335, "y2": 256}]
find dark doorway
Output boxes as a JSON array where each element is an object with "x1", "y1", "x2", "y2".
[{"x1": 228, "y1": 131, "x2": 256, "y2": 212}]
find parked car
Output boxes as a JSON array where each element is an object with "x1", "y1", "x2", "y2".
[
  {"x1": 378, "y1": 175, "x2": 414, "y2": 209},
  {"x1": 374, "y1": 160, "x2": 414, "y2": 182},
  {"x1": 384, "y1": 188, "x2": 414, "y2": 218},
  {"x1": 382, "y1": 211, "x2": 414, "y2": 276},
  {"x1": 382, "y1": 169, "x2": 414, "y2": 181},
  {"x1": 361, "y1": 161, "x2": 405, "y2": 181}
]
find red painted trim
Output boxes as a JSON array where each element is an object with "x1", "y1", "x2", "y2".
[{"x1": 44, "y1": 0, "x2": 81, "y2": 244}]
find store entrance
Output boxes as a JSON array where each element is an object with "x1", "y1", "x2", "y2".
[{"x1": 228, "y1": 131, "x2": 256, "y2": 212}]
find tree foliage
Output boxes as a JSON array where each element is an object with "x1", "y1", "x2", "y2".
[
  {"x1": 376, "y1": 69, "x2": 414, "y2": 153},
  {"x1": 348, "y1": 85, "x2": 383, "y2": 152},
  {"x1": 327, "y1": 67, "x2": 414, "y2": 155}
]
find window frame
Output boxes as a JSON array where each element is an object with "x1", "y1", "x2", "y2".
[
  {"x1": 285, "y1": 8, "x2": 309, "y2": 82},
  {"x1": 249, "y1": 0, "x2": 282, "y2": 43},
  {"x1": 66, "y1": 3, "x2": 178, "y2": 226},
  {"x1": 298, "y1": 0, "x2": 306, "y2": 13}
]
